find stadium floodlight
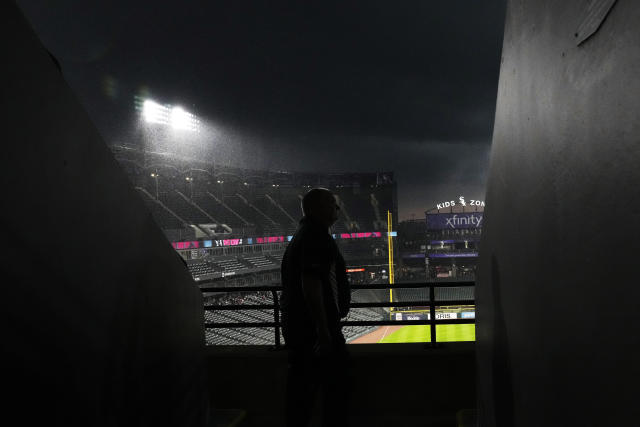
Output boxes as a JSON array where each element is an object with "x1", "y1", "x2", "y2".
[
  {"x1": 143, "y1": 100, "x2": 170, "y2": 125},
  {"x1": 171, "y1": 106, "x2": 198, "y2": 131},
  {"x1": 139, "y1": 98, "x2": 199, "y2": 132}
]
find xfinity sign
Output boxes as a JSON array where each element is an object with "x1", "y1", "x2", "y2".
[
  {"x1": 445, "y1": 214, "x2": 482, "y2": 228},
  {"x1": 426, "y1": 213, "x2": 484, "y2": 230}
]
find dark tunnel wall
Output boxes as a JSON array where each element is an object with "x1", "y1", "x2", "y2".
[
  {"x1": 1, "y1": 3, "x2": 208, "y2": 426},
  {"x1": 477, "y1": 0, "x2": 640, "y2": 426}
]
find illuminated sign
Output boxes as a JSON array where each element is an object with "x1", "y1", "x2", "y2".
[
  {"x1": 428, "y1": 252, "x2": 478, "y2": 258},
  {"x1": 426, "y1": 213, "x2": 483, "y2": 230},
  {"x1": 405, "y1": 314, "x2": 427, "y2": 321},
  {"x1": 171, "y1": 241, "x2": 200, "y2": 249},
  {"x1": 432, "y1": 312, "x2": 458, "y2": 320},
  {"x1": 435, "y1": 196, "x2": 485, "y2": 210},
  {"x1": 256, "y1": 236, "x2": 285, "y2": 244},
  {"x1": 346, "y1": 268, "x2": 366, "y2": 272},
  {"x1": 340, "y1": 232, "x2": 382, "y2": 239},
  {"x1": 396, "y1": 313, "x2": 460, "y2": 320},
  {"x1": 208, "y1": 238, "x2": 244, "y2": 247},
  {"x1": 172, "y1": 230, "x2": 392, "y2": 250}
]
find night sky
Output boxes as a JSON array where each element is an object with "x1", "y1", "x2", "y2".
[{"x1": 17, "y1": 1, "x2": 505, "y2": 220}]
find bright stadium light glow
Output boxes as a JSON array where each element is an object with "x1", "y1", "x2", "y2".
[
  {"x1": 171, "y1": 106, "x2": 197, "y2": 131},
  {"x1": 171, "y1": 107, "x2": 187, "y2": 129},
  {"x1": 143, "y1": 100, "x2": 169, "y2": 124},
  {"x1": 138, "y1": 98, "x2": 199, "y2": 132}
]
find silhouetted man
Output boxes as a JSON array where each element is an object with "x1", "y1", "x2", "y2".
[{"x1": 281, "y1": 188, "x2": 351, "y2": 427}]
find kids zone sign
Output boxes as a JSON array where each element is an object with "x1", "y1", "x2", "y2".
[
  {"x1": 435, "y1": 196, "x2": 485, "y2": 210},
  {"x1": 426, "y1": 213, "x2": 483, "y2": 230}
]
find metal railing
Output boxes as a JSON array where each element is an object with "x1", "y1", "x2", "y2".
[{"x1": 200, "y1": 281, "x2": 475, "y2": 348}]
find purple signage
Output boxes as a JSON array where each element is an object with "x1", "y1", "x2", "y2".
[
  {"x1": 426, "y1": 213, "x2": 483, "y2": 230},
  {"x1": 403, "y1": 253, "x2": 426, "y2": 259},
  {"x1": 428, "y1": 252, "x2": 478, "y2": 258}
]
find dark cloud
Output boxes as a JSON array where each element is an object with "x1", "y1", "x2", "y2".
[{"x1": 17, "y1": 0, "x2": 505, "y2": 220}]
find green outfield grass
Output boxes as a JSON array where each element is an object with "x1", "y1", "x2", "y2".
[{"x1": 378, "y1": 324, "x2": 476, "y2": 343}]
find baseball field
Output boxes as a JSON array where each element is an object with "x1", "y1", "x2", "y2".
[{"x1": 351, "y1": 324, "x2": 475, "y2": 343}]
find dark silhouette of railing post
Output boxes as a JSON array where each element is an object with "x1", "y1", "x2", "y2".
[
  {"x1": 271, "y1": 289, "x2": 281, "y2": 348},
  {"x1": 429, "y1": 284, "x2": 437, "y2": 346}
]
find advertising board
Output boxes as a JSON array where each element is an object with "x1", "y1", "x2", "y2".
[{"x1": 426, "y1": 213, "x2": 483, "y2": 230}]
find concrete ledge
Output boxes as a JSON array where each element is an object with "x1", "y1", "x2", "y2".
[{"x1": 206, "y1": 343, "x2": 475, "y2": 426}]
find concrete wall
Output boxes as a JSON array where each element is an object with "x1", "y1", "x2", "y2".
[
  {"x1": 2, "y1": 3, "x2": 208, "y2": 426},
  {"x1": 207, "y1": 343, "x2": 475, "y2": 426},
  {"x1": 477, "y1": 0, "x2": 640, "y2": 425}
]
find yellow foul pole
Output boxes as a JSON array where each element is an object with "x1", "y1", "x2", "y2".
[{"x1": 387, "y1": 210, "x2": 394, "y2": 315}]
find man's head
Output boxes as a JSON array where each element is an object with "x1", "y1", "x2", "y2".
[{"x1": 301, "y1": 188, "x2": 340, "y2": 227}]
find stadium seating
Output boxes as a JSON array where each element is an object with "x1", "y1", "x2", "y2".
[
  {"x1": 251, "y1": 194, "x2": 295, "y2": 227},
  {"x1": 271, "y1": 192, "x2": 302, "y2": 223},
  {"x1": 342, "y1": 305, "x2": 386, "y2": 342},
  {"x1": 436, "y1": 286, "x2": 474, "y2": 302},
  {"x1": 392, "y1": 287, "x2": 475, "y2": 303},
  {"x1": 113, "y1": 147, "x2": 403, "y2": 345},
  {"x1": 394, "y1": 288, "x2": 430, "y2": 303},
  {"x1": 187, "y1": 261, "x2": 218, "y2": 278},
  {"x1": 114, "y1": 148, "x2": 395, "y2": 238},
  {"x1": 146, "y1": 183, "x2": 388, "y2": 236},
  {"x1": 191, "y1": 189, "x2": 244, "y2": 229},
  {"x1": 160, "y1": 190, "x2": 211, "y2": 224},
  {"x1": 210, "y1": 257, "x2": 248, "y2": 274},
  {"x1": 337, "y1": 239, "x2": 387, "y2": 263},
  {"x1": 198, "y1": 272, "x2": 473, "y2": 345},
  {"x1": 223, "y1": 194, "x2": 261, "y2": 225},
  {"x1": 135, "y1": 188, "x2": 185, "y2": 229},
  {"x1": 269, "y1": 252, "x2": 284, "y2": 265},
  {"x1": 336, "y1": 190, "x2": 377, "y2": 231},
  {"x1": 243, "y1": 255, "x2": 278, "y2": 269},
  {"x1": 203, "y1": 291, "x2": 382, "y2": 345}
]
